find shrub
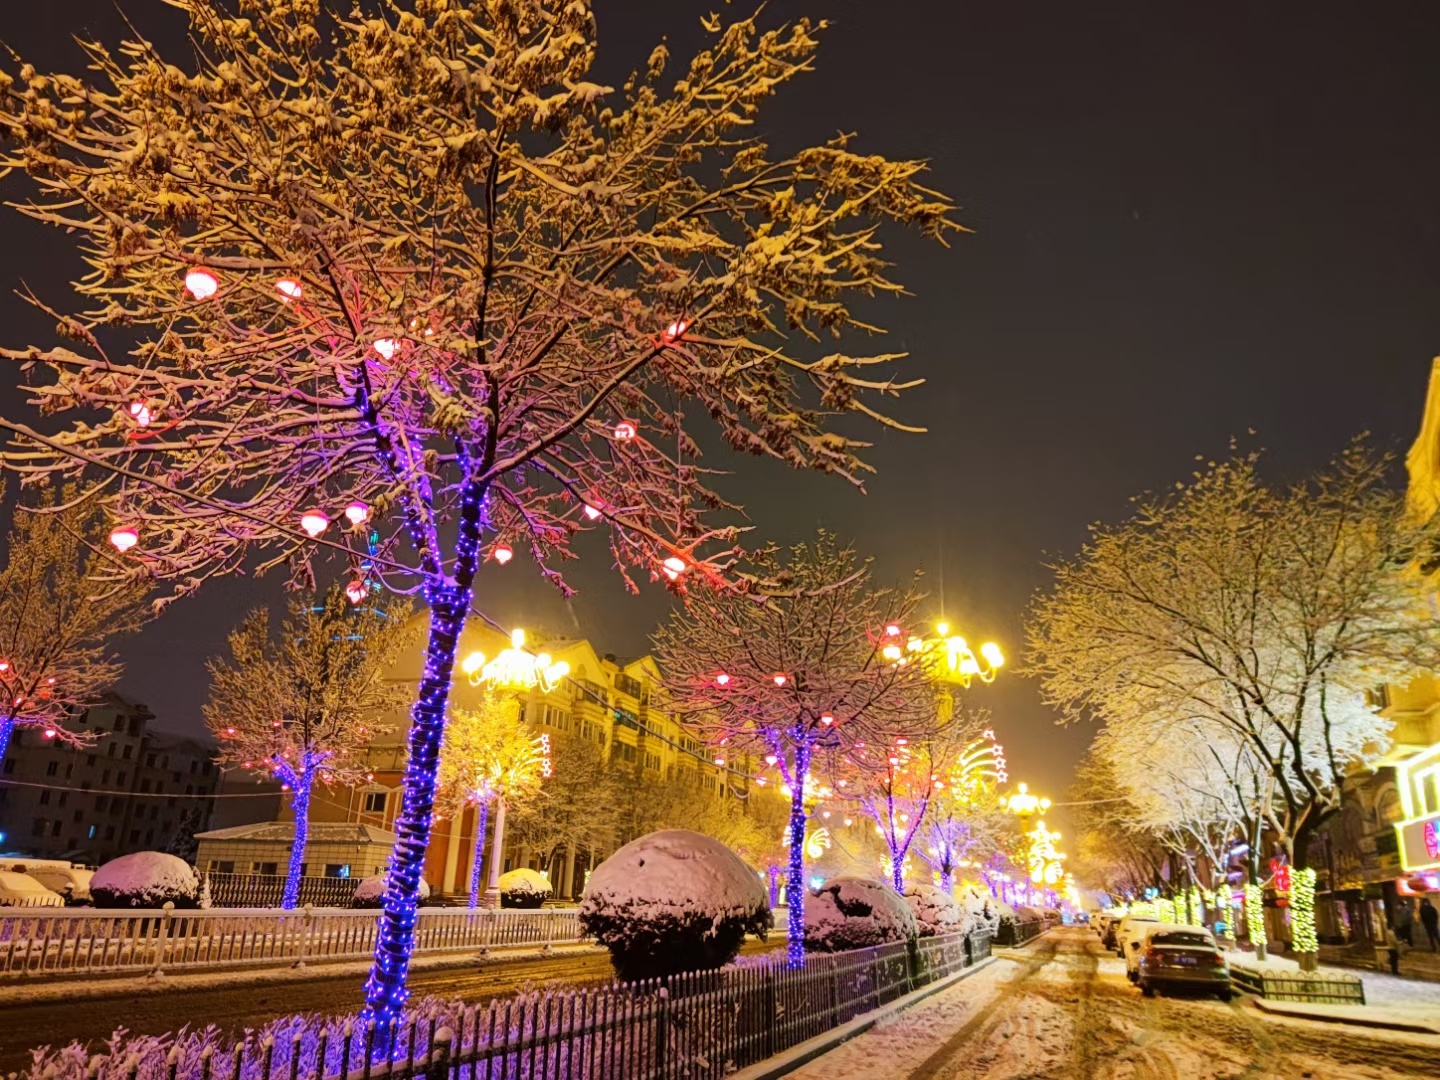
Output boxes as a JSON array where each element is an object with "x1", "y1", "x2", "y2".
[
  {"x1": 351, "y1": 873, "x2": 432, "y2": 908},
  {"x1": 499, "y1": 868, "x2": 553, "y2": 909},
  {"x1": 903, "y1": 884, "x2": 968, "y2": 937},
  {"x1": 580, "y1": 829, "x2": 770, "y2": 981},
  {"x1": 89, "y1": 852, "x2": 202, "y2": 909},
  {"x1": 804, "y1": 876, "x2": 917, "y2": 952}
]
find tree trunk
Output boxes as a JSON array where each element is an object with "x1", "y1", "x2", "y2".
[
  {"x1": 485, "y1": 796, "x2": 508, "y2": 904},
  {"x1": 891, "y1": 846, "x2": 905, "y2": 893},
  {"x1": 0, "y1": 716, "x2": 12, "y2": 766},
  {"x1": 281, "y1": 770, "x2": 314, "y2": 911},
  {"x1": 785, "y1": 741, "x2": 812, "y2": 970},
  {"x1": 468, "y1": 800, "x2": 490, "y2": 910},
  {"x1": 362, "y1": 585, "x2": 468, "y2": 1044}
]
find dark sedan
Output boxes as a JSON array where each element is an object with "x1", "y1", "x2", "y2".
[{"x1": 1136, "y1": 925, "x2": 1232, "y2": 1000}]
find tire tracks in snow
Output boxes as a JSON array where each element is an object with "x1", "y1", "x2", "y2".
[{"x1": 905, "y1": 937, "x2": 1061, "y2": 1080}]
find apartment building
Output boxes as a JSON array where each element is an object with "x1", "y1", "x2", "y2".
[{"x1": 0, "y1": 694, "x2": 219, "y2": 864}]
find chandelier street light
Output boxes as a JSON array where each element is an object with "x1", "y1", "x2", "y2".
[{"x1": 880, "y1": 620, "x2": 1005, "y2": 688}]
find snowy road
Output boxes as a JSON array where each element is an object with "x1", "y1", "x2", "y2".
[{"x1": 791, "y1": 927, "x2": 1440, "y2": 1079}]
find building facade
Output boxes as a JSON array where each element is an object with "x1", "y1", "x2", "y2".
[
  {"x1": 200, "y1": 615, "x2": 743, "y2": 900},
  {"x1": 0, "y1": 694, "x2": 220, "y2": 865}
]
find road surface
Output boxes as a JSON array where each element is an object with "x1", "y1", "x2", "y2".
[
  {"x1": 792, "y1": 926, "x2": 1440, "y2": 1079},
  {"x1": 0, "y1": 937, "x2": 784, "y2": 1071}
]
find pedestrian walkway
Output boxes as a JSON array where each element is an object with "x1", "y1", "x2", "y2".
[{"x1": 1319, "y1": 939, "x2": 1440, "y2": 983}]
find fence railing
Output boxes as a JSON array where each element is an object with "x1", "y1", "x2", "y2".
[
  {"x1": 995, "y1": 918, "x2": 1048, "y2": 946},
  {"x1": 206, "y1": 872, "x2": 360, "y2": 909},
  {"x1": 57, "y1": 929, "x2": 992, "y2": 1080},
  {"x1": 0, "y1": 905, "x2": 584, "y2": 982}
]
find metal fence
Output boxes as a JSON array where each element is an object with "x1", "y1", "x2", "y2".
[
  {"x1": 995, "y1": 919, "x2": 1047, "y2": 946},
  {"x1": 206, "y1": 873, "x2": 360, "y2": 909},
  {"x1": 80, "y1": 929, "x2": 993, "y2": 1080},
  {"x1": 0, "y1": 905, "x2": 584, "y2": 981}
]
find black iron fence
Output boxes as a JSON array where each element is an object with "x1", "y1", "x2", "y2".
[
  {"x1": 995, "y1": 919, "x2": 1048, "y2": 947},
  {"x1": 206, "y1": 872, "x2": 361, "y2": 908},
  {"x1": 82, "y1": 930, "x2": 992, "y2": 1080}
]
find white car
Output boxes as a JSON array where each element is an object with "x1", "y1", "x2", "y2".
[
  {"x1": 0, "y1": 870, "x2": 65, "y2": 908},
  {"x1": 24, "y1": 865, "x2": 93, "y2": 903},
  {"x1": 1115, "y1": 913, "x2": 1161, "y2": 967}
]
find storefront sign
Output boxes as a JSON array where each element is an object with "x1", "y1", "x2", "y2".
[{"x1": 1396, "y1": 811, "x2": 1440, "y2": 872}]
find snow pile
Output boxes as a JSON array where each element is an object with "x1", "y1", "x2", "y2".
[
  {"x1": 805, "y1": 876, "x2": 918, "y2": 953},
  {"x1": 904, "y1": 883, "x2": 969, "y2": 937},
  {"x1": 1016, "y1": 905, "x2": 1045, "y2": 923},
  {"x1": 351, "y1": 873, "x2": 432, "y2": 908},
  {"x1": 90, "y1": 853, "x2": 203, "y2": 909},
  {"x1": 499, "y1": 868, "x2": 553, "y2": 909},
  {"x1": 580, "y1": 829, "x2": 770, "y2": 981}
]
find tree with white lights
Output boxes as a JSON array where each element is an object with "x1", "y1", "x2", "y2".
[
  {"x1": 0, "y1": 1, "x2": 959, "y2": 1032},
  {"x1": 914, "y1": 724, "x2": 1011, "y2": 892},
  {"x1": 437, "y1": 693, "x2": 548, "y2": 908},
  {"x1": 1028, "y1": 445, "x2": 1440, "y2": 870},
  {"x1": 654, "y1": 532, "x2": 940, "y2": 966},
  {"x1": 0, "y1": 488, "x2": 148, "y2": 760},
  {"x1": 204, "y1": 586, "x2": 412, "y2": 909}
]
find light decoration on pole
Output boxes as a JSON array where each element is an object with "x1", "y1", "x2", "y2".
[
  {"x1": 1291, "y1": 867, "x2": 1318, "y2": 956},
  {"x1": 1244, "y1": 882, "x2": 1267, "y2": 951},
  {"x1": 460, "y1": 629, "x2": 571, "y2": 693},
  {"x1": 877, "y1": 620, "x2": 1004, "y2": 687}
]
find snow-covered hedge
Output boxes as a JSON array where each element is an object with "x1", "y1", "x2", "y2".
[
  {"x1": 580, "y1": 829, "x2": 770, "y2": 981},
  {"x1": 804, "y1": 876, "x2": 917, "y2": 953},
  {"x1": 903, "y1": 884, "x2": 969, "y2": 937},
  {"x1": 1015, "y1": 904, "x2": 1045, "y2": 923},
  {"x1": 351, "y1": 873, "x2": 432, "y2": 908},
  {"x1": 89, "y1": 852, "x2": 204, "y2": 910},
  {"x1": 499, "y1": 868, "x2": 553, "y2": 909},
  {"x1": 957, "y1": 884, "x2": 1001, "y2": 933}
]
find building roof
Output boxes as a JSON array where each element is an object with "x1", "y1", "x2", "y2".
[{"x1": 195, "y1": 821, "x2": 396, "y2": 845}]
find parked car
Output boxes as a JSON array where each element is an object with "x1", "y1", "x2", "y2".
[
  {"x1": 1099, "y1": 913, "x2": 1121, "y2": 949},
  {"x1": 0, "y1": 869, "x2": 65, "y2": 907},
  {"x1": 24, "y1": 865, "x2": 93, "y2": 904},
  {"x1": 1115, "y1": 913, "x2": 1160, "y2": 959},
  {"x1": 1135, "y1": 924, "x2": 1231, "y2": 1000}
]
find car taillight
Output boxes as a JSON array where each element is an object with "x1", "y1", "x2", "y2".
[{"x1": 1144, "y1": 948, "x2": 1161, "y2": 964}]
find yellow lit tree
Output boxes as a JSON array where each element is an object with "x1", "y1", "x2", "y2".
[{"x1": 437, "y1": 693, "x2": 548, "y2": 908}]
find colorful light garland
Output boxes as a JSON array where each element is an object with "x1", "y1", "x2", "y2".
[{"x1": 1244, "y1": 882, "x2": 1267, "y2": 948}]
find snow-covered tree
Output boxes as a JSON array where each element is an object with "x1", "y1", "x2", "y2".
[
  {"x1": 1027, "y1": 445, "x2": 1440, "y2": 869},
  {"x1": 505, "y1": 733, "x2": 619, "y2": 883},
  {"x1": 436, "y1": 693, "x2": 547, "y2": 907},
  {"x1": 0, "y1": 488, "x2": 148, "y2": 759},
  {"x1": 204, "y1": 586, "x2": 412, "y2": 909},
  {"x1": 654, "y1": 532, "x2": 940, "y2": 966},
  {"x1": 915, "y1": 727, "x2": 1012, "y2": 892},
  {"x1": 0, "y1": 1, "x2": 959, "y2": 1030}
]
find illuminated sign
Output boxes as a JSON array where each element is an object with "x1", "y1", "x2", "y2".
[{"x1": 1397, "y1": 812, "x2": 1440, "y2": 871}]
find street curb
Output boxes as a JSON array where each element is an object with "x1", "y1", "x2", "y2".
[
  {"x1": 728, "y1": 956, "x2": 998, "y2": 1080},
  {"x1": 1252, "y1": 997, "x2": 1440, "y2": 1035}
]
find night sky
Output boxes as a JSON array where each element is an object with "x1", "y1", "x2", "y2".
[{"x1": 3, "y1": 1, "x2": 1440, "y2": 823}]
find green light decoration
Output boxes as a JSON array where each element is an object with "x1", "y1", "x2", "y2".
[
  {"x1": 1245, "y1": 883, "x2": 1267, "y2": 947},
  {"x1": 1158, "y1": 897, "x2": 1176, "y2": 924},
  {"x1": 1291, "y1": 867, "x2": 1318, "y2": 954}
]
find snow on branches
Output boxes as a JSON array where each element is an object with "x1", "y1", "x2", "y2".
[
  {"x1": 1027, "y1": 444, "x2": 1440, "y2": 867},
  {"x1": 653, "y1": 531, "x2": 941, "y2": 965},
  {"x1": 0, "y1": 0, "x2": 961, "y2": 1024},
  {"x1": 0, "y1": 486, "x2": 148, "y2": 759},
  {"x1": 203, "y1": 585, "x2": 413, "y2": 907}
]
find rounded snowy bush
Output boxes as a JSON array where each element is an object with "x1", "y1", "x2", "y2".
[
  {"x1": 904, "y1": 884, "x2": 968, "y2": 937},
  {"x1": 90, "y1": 852, "x2": 202, "y2": 909},
  {"x1": 805, "y1": 876, "x2": 917, "y2": 953},
  {"x1": 580, "y1": 829, "x2": 771, "y2": 981},
  {"x1": 351, "y1": 873, "x2": 432, "y2": 908},
  {"x1": 499, "y1": 868, "x2": 553, "y2": 909}
]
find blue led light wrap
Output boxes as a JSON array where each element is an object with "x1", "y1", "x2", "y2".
[
  {"x1": 276, "y1": 758, "x2": 317, "y2": 911},
  {"x1": 360, "y1": 582, "x2": 469, "y2": 1052},
  {"x1": 468, "y1": 799, "x2": 490, "y2": 910},
  {"x1": 0, "y1": 717, "x2": 13, "y2": 766},
  {"x1": 786, "y1": 739, "x2": 812, "y2": 970}
]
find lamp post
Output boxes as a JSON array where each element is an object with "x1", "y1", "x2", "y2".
[
  {"x1": 1000, "y1": 782, "x2": 1051, "y2": 906},
  {"x1": 458, "y1": 629, "x2": 569, "y2": 907}
]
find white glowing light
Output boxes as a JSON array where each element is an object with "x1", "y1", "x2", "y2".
[
  {"x1": 345, "y1": 580, "x2": 367, "y2": 605},
  {"x1": 300, "y1": 511, "x2": 329, "y2": 538},
  {"x1": 128, "y1": 401, "x2": 151, "y2": 427},
  {"x1": 372, "y1": 339, "x2": 398, "y2": 361},
  {"x1": 344, "y1": 501, "x2": 370, "y2": 525},
  {"x1": 109, "y1": 526, "x2": 139, "y2": 553},
  {"x1": 614, "y1": 421, "x2": 637, "y2": 441},
  {"x1": 493, "y1": 544, "x2": 513, "y2": 565},
  {"x1": 184, "y1": 268, "x2": 218, "y2": 300},
  {"x1": 662, "y1": 556, "x2": 687, "y2": 581},
  {"x1": 583, "y1": 503, "x2": 603, "y2": 521},
  {"x1": 276, "y1": 278, "x2": 303, "y2": 302}
]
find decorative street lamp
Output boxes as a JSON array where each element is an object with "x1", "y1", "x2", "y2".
[
  {"x1": 1000, "y1": 782, "x2": 1052, "y2": 905},
  {"x1": 457, "y1": 628, "x2": 570, "y2": 905}
]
